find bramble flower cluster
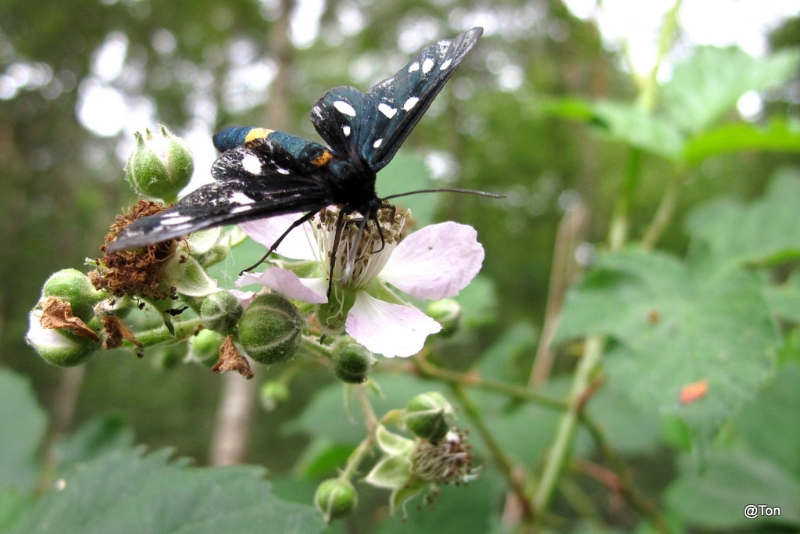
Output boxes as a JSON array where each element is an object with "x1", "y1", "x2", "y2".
[{"x1": 25, "y1": 126, "x2": 485, "y2": 521}]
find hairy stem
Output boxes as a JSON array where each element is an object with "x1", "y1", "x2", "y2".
[
  {"x1": 449, "y1": 384, "x2": 534, "y2": 523},
  {"x1": 532, "y1": 335, "x2": 603, "y2": 516}
]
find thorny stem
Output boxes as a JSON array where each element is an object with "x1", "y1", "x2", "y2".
[
  {"x1": 642, "y1": 167, "x2": 688, "y2": 249},
  {"x1": 448, "y1": 384, "x2": 534, "y2": 524},
  {"x1": 133, "y1": 317, "x2": 203, "y2": 348},
  {"x1": 580, "y1": 415, "x2": 671, "y2": 533},
  {"x1": 532, "y1": 336, "x2": 603, "y2": 516},
  {"x1": 413, "y1": 355, "x2": 567, "y2": 411},
  {"x1": 339, "y1": 385, "x2": 379, "y2": 481}
]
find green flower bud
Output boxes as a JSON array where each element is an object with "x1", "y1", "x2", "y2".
[
  {"x1": 235, "y1": 294, "x2": 303, "y2": 365},
  {"x1": 332, "y1": 342, "x2": 376, "y2": 383},
  {"x1": 314, "y1": 478, "x2": 357, "y2": 524},
  {"x1": 260, "y1": 380, "x2": 289, "y2": 411},
  {"x1": 157, "y1": 344, "x2": 184, "y2": 370},
  {"x1": 200, "y1": 291, "x2": 244, "y2": 335},
  {"x1": 187, "y1": 329, "x2": 223, "y2": 367},
  {"x1": 125, "y1": 125, "x2": 193, "y2": 203},
  {"x1": 42, "y1": 269, "x2": 105, "y2": 323},
  {"x1": 405, "y1": 392, "x2": 455, "y2": 443},
  {"x1": 26, "y1": 311, "x2": 98, "y2": 367},
  {"x1": 426, "y1": 299, "x2": 462, "y2": 338}
]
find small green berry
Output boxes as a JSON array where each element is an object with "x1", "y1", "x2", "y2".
[
  {"x1": 42, "y1": 269, "x2": 105, "y2": 323},
  {"x1": 332, "y1": 343, "x2": 376, "y2": 383},
  {"x1": 405, "y1": 392, "x2": 455, "y2": 443},
  {"x1": 314, "y1": 478, "x2": 357, "y2": 523}
]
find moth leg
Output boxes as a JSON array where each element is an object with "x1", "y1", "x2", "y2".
[
  {"x1": 327, "y1": 209, "x2": 348, "y2": 297},
  {"x1": 239, "y1": 210, "x2": 320, "y2": 275}
]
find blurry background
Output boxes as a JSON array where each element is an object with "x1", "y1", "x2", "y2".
[{"x1": 1, "y1": 0, "x2": 797, "y2": 481}]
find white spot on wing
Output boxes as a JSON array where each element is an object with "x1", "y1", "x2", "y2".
[
  {"x1": 402, "y1": 97, "x2": 419, "y2": 111},
  {"x1": 342, "y1": 125, "x2": 351, "y2": 137},
  {"x1": 440, "y1": 58, "x2": 452, "y2": 70},
  {"x1": 276, "y1": 167, "x2": 290, "y2": 175},
  {"x1": 373, "y1": 139, "x2": 383, "y2": 148},
  {"x1": 230, "y1": 205, "x2": 253, "y2": 214},
  {"x1": 334, "y1": 100, "x2": 357, "y2": 117},
  {"x1": 163, "y1": 216, "x2": 192, "y2": 225},
  {"x1": 422, "y1": 58, "x2": 435, "y2": 74},
  {"x1": 241, "y1": 154, "x2": 262, "y2": 175},
  {"x1": 408, "y1": 62, "x2": 420, "y2": 73},
  {"x1": 230, "y1": 192, "x2": 255, "y2": 205},
  {"x1": 378, "y1": 103, "x2": 397, "y2": 118}
]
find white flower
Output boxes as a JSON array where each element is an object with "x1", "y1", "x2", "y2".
[{"x1": 236, "y1": 208, "x2": 484, "y2": 358}]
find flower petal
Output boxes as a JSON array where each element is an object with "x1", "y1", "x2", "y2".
[
  {"x1": 346, "y1": 292, "x2": 441, "y2": 358},
  {"x1": 236, "y1": 268, "x2": 328, "y2": 304},
  {"x1": 229, "y1": 289, "x2": 258, "y2": 309},
  {"x1": 379, "y1": 222, "x2": 484, "y2": 300},
  {"x1": 239, "y1": 215, "x2": 318, "y2": 261}
]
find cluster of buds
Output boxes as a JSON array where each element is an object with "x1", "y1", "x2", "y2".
[
  {"x1": 25, "y1": 126, "x2": 311, "y2": 378},
  {"x1": 316, "y1": 392, "x2": 478, "y2": 522}
]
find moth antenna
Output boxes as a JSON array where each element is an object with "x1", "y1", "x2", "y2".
[{"x1": 382, "y1": 188, "x2": 504, "y2": 202}]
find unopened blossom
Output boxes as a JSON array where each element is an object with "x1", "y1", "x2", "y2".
[{"x1": 236, "y1": 208, "x2": 484, "y2": 358}]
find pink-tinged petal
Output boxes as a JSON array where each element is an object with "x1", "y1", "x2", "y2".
[
  {"x1": 346, "y1": 292, "x2": 441, "y2": 358},
  {"x1": 236, "y1": 268, "x2": 328, "y2": 303},
  {"x1": 239, "y1": 215, "x2": 318, "y2": 261},
  {"x1": 229, "y1": 289, "x2": 258, "y2": 309},
  {"x1": 379, "y1": 222, "x2": 484, "y2": 300}
]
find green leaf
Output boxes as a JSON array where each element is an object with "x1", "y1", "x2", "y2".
[
  {"x1": 7, "y1": 447, "x2": 324, "y2": 534},
  {"x1": 293, "y1": 439, "x2": 355, "y2": 479},
  {"x1": 662, "y1": 47, "x2": 800, "y2": 132},
  {"x1": 556, "y1": 247, "x2": 778, "y2": 436},
  {"x1": 683, "y1": 119, "x2": 800, "y2": 164},
  {"x1": 763, "y1": 271, "x2": 800, "y2": 324},
  {"x1": 585, "y1": 379, "x2": 661, "y2": 455},
  {"x1": 476, "y1": 320, "x2": 538, "y2": 383},
  {"x1": 590, "y1": 101, "x2": 685, "y2": 160},
  {"x1": 54, "y1": 414, "x2": 134, "y2": 471},
  {"x1": 661, "y1": 46, "x2": 800, "y2": 134},
  {"x1": 543, "y1": 97, "x2": 684, "y2": 160},
  {"x1": 685, "y1": 168, "x2": 800, "y2": 268},
  {"x1": 665, "y1": 450, "x2": 800, "y2": 529},
  {"x1": 0, "y1": 368, "x2": 48, "y2": 494},
  {"x1": 733, "y1": 364, "x2": 800, "y2": 481}
]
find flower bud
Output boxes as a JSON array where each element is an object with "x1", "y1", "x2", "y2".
[
  {"x1": 314, "y1": 478, "x2": 357, "y2": 523},
  {"x1": 426, "y1": 299, "x2": 462, "y2": 338},
  {"x1": 405, "y1": 392, "x2": 455, "y2": 443},
  {"x1": 235, "y1": 293, "x2": 303, "y2": 364},
  {"x1": 200, "y1": 290, "x2": 243, "y2": 335},
  {"x1": 332, "y1": 342, "x2": 376, "y2": 383},
  {"x1": 187, "y1": 329, "x2": 222, "y2": 366},
  {"x1": 260, "y1": 380, "x2": 289, "y2": 411},
  {"x1": 42, "y1": 269, "x2": 105, "y2": 323},
  {"x1": 26, "y1": 311, "x2": 98, "y2": 367},
  {"x1": 125, "y1": 125, "x2": 193, "y2": 203}
]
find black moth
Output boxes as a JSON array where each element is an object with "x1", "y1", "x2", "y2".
[{"x1": 109, "y1": 27, "x2": 489, "y2": 283}]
